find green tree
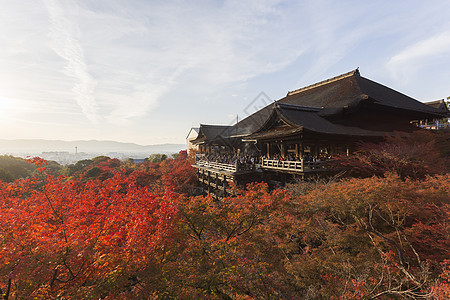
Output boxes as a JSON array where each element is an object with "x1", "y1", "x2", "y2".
[
  {"x1": 0, "y1": 155, "x2": 36, "y2": 179},
  {"x1": 148, "y1": 153, "x2": 168, "y2": 163},
  {"x1": 92, "y1": 156, "x2": 110, "y2": 163},
  {"x1": 85, "y1": 166, "x2": 102, "y2": 178},
  {"x1": 0, "y1": 168, "x2": 13, "y2": 182},
  {"x1": 62, "y1": 159, "x2": 93, "y2": 176}
]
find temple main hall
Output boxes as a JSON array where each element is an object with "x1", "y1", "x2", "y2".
[{"x1": 188, "y1": 69, "x2": 449, "y2": 197}]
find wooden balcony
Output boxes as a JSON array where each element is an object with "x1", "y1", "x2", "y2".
[
  {"x1": 194, "y1": 156, "x2": 327, "y2": 176},
  {"x1": 261, "y1": 158, "x2": 325, "y2": 173},
  {"x1": 194, "y1": 159, "x2": 256, "y2": 175},
  {"x1": 195, "y1": 160, "x2": 237, "y2": 173}
]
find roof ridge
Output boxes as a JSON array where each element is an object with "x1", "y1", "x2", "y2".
[
  {"x1": 287, "y1": 68, "x2": 360, "y2": 96},
  {"x1": 424, "y1": 99, "x2": 446, "y2": 104},
  {"x1": 276, "y1": 102, "x2": 322, "y2": 112},
  {"x1": 200, "y1": 124, "x2": 232, "y2": 127}
]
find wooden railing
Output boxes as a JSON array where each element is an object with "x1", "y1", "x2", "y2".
[
  {"x1": 194, "y1": 160, "x2": 237, "y2": 173},
  {"x1": 194, "y1": 156, "x2": 327, "y2": 173},
  {"x1": 261, "y1": 158, "x2": 325, "y2": 172}
]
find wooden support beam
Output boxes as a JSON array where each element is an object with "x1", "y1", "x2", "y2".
[
  {"x1": 207, "y1": 171, "x2": 211, "y2": 193},
  {"x1": 223, "y1": 175, "x2": 227, "y2": 197}
]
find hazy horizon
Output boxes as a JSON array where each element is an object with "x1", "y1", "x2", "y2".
[
  {"x1": 0, "y1": 137, "x2": 186, "y2": 147},
  {"x1": 0, "y1": 139, "x2": 186, "y2": 165},
  {"x1": 1, "y1": 0, "x2": 449, "y2": 145}
]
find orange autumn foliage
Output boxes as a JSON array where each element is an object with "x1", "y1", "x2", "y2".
[
  {"x1": 0, "y1": 165, "x2": 179, "y2": 298},
  {"x1": 0, "y1": 149, "x2": 447, "y2": 299},
  {"x1": 331, "y1": 131, "x2": 450, "y2": 179}
]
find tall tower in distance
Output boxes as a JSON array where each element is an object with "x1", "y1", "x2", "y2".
[{"x1": 75, "y1": 146, "x2": 78, "y2": 155}]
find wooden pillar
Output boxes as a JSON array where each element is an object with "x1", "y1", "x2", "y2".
[
  {"x1": 295, "y1": 143, "x2": 299, "y2": 157},
  {"x1": 215, "y1": 173, "x2": 219, "y2": 188},
  {"x1": 207, "y1": 171, "x2": 211, "y2": 193},
  {"x1": 223, "y1": 175, "x2": 227, "y2": 196},
  {"x1": 281, "y1": 141, "x2": 285, "y2": 159},
  {"x1": 266, "y1": 143, "x2": 270, "y2": 158}
]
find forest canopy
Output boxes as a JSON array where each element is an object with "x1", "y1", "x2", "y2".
[{"x1": 0, "y1": 132, "x2": 448, "y2": 299}]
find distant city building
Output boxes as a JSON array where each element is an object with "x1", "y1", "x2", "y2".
[{"x1": 130, "y1": 158, "x2": 146, "y2": 164}]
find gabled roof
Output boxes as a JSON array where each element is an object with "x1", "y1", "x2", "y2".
[
  {"x1": 424, "y1": 99, "x2": 449, "y2": 114},
  {"x1": 195, "y1": 69, "x2": 448, "y2": 143},
  {"x1": 191, "y1": 124, "x2": 235, "y2": 144},
  {"x1": 244, "y1": 103, "x2": 402, "y2": 140},
  {"x1": 282, "y1": 69, "x2": 446, "y2": 117},
  {"x1": 354, "y1": 75, "x2": 447, "y2": 117},
  {"x1": 186, "y1": 127, "x2": 199, "y2": 140},
  {"x1": 234, "y1": 69, "x2": 447, "y2": 136}
]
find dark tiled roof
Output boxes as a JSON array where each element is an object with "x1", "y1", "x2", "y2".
[
  {"x1": 197, "y1": 69, "x2": 448, "y2": 141},
  {"x1": 231, "y1": 105, "x2": 275, "y2": 137},
  {"x1": 284, "y1": 69, "x2": 364, "y2": 108},
  {"x1": 424, "y1": 99, "x2": 449, "y2": 113},
  {"x1": 278, "y1": 103, "x2": 410, "y2": 136},
  {"x1": 245, "y1": 103, "x2": 397, "y2": 139},
  {"x1": 282, "y1": 69, "x2": 447, "y2": 117},
  {"x1": 186, "y1": 127, "x2": 199, "y2": 140},
  {"x1": 243, "y1": 126, "x2": 302, "y2": 140},
  {"x1": 191, "y1": 124, "x2": 234, "y2": 144},
  {"x1": 354, "y1": 76, "x2": 447, "y2": 116}
]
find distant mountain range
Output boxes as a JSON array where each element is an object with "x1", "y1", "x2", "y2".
[{"x1": 0, "y1": 139, "x2": 186, "y2": 155}]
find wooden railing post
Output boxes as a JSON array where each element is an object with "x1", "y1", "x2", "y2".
[{"x1": 223, "y1": 175, "x2": 227, "y2": 195}]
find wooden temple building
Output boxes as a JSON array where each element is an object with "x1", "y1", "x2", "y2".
[
  {"x1": 419, "y1": 99, "x2": 450, "y2": 130},
  {"x1": 190, "y1": 69, "x2": 449, "y2": 197}
]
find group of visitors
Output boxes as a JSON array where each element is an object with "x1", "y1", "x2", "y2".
[
  {"x1": 262, "y1": 153, "x2": 333, "y2": 162},
  {"x1": 197, "y1": 153, "x2": 261, "y2": 170},
  {"x1": 197, "y1": 152, "x2": 332, "y2": 170},
  {"x1": 263, "y1": 153, "x2": 301, "y2": 161}
]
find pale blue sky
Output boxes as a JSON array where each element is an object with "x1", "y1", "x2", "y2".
[{"x1": 0, "y1": 0, "x2": 449, "y2": 145}]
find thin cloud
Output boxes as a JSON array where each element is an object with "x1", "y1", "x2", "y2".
[
  {"x1": 387, "y1": 31, "x2": 450, "y2": 82},
  {"x1": 1, "y1": 0, "x2": 449, "y2": 144},
  {"x1": 291, "y1": 1, "x2": 389, "y2": 85},
  {"x1": 43, "y1": 0, "x2": 98, "y2": 124},
  {"x1": 74, "y1": 0, "x2": 305, "y2": 123}
]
